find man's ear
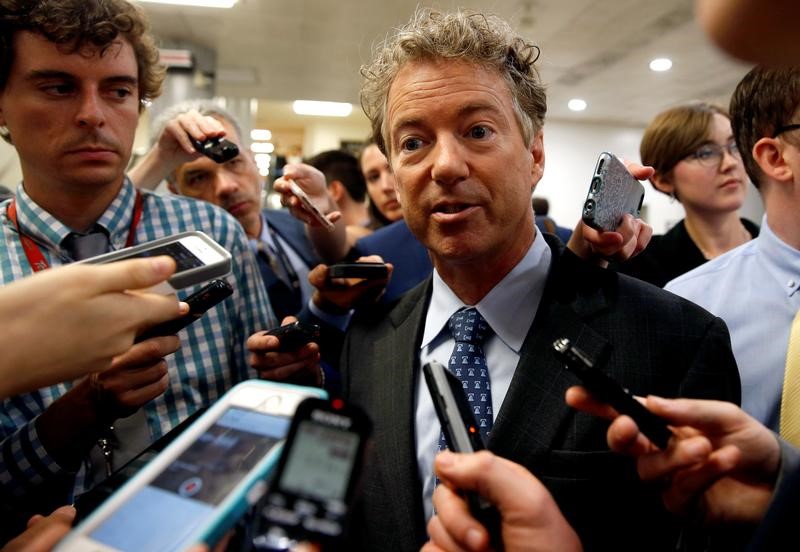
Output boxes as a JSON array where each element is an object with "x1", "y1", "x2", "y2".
[
  {"x1": 529, "y1": 131, "x2": 545, "y2": 192},
  {"x1": 650, "y1": 172, "x2": 674, "y2": 196},
  {"x1": 753, "y1": 137, "x2": 794, "y2": 182},
  {"x1": 328, "y1": 180, "x2": 345, "y2": 202}
]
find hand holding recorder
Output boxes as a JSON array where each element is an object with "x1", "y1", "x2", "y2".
[
  {"x1": 565, "y1": 388, "x2": 782, "y2": 526},
  {"x1": 248, "y1": 317, "x2": 323, "y2": 386},
  {"x1": 308, "y1": 256, "x2": 393, "y2": 314}
]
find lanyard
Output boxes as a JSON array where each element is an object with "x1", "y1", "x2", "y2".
[
  {"x1": 265, "y1": 223, "x2": 302, "y2": 295},
  {"x1": 6, "y1": 190, "x2": 144, "y2": 272}
]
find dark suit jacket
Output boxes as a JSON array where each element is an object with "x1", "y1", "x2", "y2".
[
  {"x1": 341, "y1": 235, "x2": 741, "y2": 551},
  {"x1": 262, "y1": 208, "x2": 319, "y2": 271},
  {"x1": 351, "y1": 219, "x2": 432, "y2": 303}
]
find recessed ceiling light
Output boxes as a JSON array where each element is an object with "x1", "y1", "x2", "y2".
[
  {"x1": 137, "y1": 0, "x2": 238, "y2": 7},
  {"x1": 293, "y1": 100, "x2": 353, "y2": 117},
  {"x1": 649, "y1": 58, "x2": 673, "y2": 72},
  {"x1": 568, "y1": 99, "x2": 587, "y2": 112},
  {"x1": 251, "y1": 143, "x2": 275, "y2": 154}
]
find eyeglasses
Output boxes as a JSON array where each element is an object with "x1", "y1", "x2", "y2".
[
  {"x1": 684, "y1": 142, "x2": 741, "y2": 167},
  {"x1": 773, "y1": 123, "x2": 800, "y2": 138}
]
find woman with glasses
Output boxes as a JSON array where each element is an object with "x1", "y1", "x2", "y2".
[{"x1": 614, "y1": 102, "x2": 758, "y2": 287}]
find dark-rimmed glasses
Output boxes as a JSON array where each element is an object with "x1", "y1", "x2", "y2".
[
  {"x1": 684, "y1": 142, "x2": 741, "y2": 167},
  {"x1": 773, "y1": 123, "x2": 800, "y2": 138}
]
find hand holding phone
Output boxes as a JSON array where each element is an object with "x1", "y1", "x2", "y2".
[
  {"x1": 328, "y1": 261, "x2": 389, "y2": 280},
  {"x1": 423, "y1": 361, "x2": 502, "y2": 547},
  {"x1": 264, "y1": 321, "x2": 321, "y2": 352},
  {"x1": 135, "y1": 279, "x2": 233, "y2": 342},
  {"x1": 288, "y1": 179, "x2": 336, "y2": 232},
  {"x1": 78, "y1": 231, "x2": 231, "y2": 293},
  {"x1": 253, "y1": 397, "x2": 371, "y2": 548},
  {"x1": 190, "y1": 136, "x2": 240, "y2": 164},
  {"x1": 552, "y1": 337, "x2": 673, "y2": 449},
  {"x1": 582, "y1": 153, "x2": 645, "y2": 232}
]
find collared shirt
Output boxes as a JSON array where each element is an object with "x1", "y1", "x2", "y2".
[
  {"x1": 666, "y1": 215, "x2": 800, "y2": 431},
  {"x1": 249, "y1": 213, "x2": 313, "y2": 308},
  {"x1": 415, "y1": 228, "x2": 551, "y2": 520},
  {"x1": 0, "y1": 179, "x2": 275, "y2": 498}
]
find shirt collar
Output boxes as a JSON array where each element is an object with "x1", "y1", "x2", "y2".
[
  {"x1": 422, "y1": 228, "x2": 552, "y2": 353},
  {"x1": 757, "y1": 214, "x2": 800, "y2": 298},
  {"x1": 14, "y1": 178, "x2": 140, "y2": 250}
]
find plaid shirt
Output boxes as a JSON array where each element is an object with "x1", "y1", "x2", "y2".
[{"x1": 0, "y1": 180, "x2": 275, "y2": 498}]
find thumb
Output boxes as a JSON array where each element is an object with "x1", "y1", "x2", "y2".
[{"x1": 88, "y1": 256, "x2": 177, "y2": 293}]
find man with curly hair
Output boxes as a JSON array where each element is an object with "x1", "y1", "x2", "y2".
[
  {"x1": 0, "y1": 0, "x2": 275, "y2": 539},
  {"x1": 336, "y1": 9, "x2": 742, "y2": 551}
]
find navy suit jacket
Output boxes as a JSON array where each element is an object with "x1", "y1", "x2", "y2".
[
  {"x1": 262, "y1": 208, "x2": 319, "y2": 271},
  {"x1": 351, "y1": 219, "x2": 432, "y2": 303},
  {"x1": 341, "y1": 235, "x2": 741, "y2": 551}
]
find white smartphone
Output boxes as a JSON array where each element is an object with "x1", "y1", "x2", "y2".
[
  {"x1": 55, "y1": 380, "x2": 327, "y2": 552},
  {"x1": 78, "y1": 231, "x2": 232, "y2": 293},
  {"x1": 288, "y1": 179, "x2": 335, "y2": 231}
]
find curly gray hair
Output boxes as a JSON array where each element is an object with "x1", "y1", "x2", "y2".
[{"x1": 360, "y1": 8, "x2": 547, "y2": 157}]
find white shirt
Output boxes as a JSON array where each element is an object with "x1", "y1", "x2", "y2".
[
  {"x1": 666, "y1": 215, "x2": 800, "y2": 431},
  {"x1": 415, "y1": 229, "x2": 552, "y2": 520}
]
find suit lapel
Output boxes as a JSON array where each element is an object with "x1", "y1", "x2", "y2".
[
  {"x1": 263, "y1": 210, "x2": 318, "y2": 268},
  {"x1": 490, "y1": 237, "x2": 613, "y2": 464},
  {"x1": 372, "y1": 281, "x2": 432, "y2": 544}
]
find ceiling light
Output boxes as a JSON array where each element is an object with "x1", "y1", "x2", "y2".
[
  {"x1": 293, "y1": 100, "x2": 353, "y2": 117},
  {"x1": 137, "y1": 0, "x2": 238, "y2": 7},
  {"x1": 649, "y1": 58, "x2": 673, "y2": 72},
  {"x1": 568, "y1": 99, "x2": 587, "y2": 112},
  {"x1": 251, "y1": 143, "x2": 275, "y2": 154},
  {"x1": 251, "y1": 129, "x2": 272, "y2": 141}
]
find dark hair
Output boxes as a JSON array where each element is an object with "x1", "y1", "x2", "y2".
[
  {"x1": 307, "y1": 149, "x2": 367, "y2": 203},
  {"x1": 0, "y1": 0, "x2": 164, "y2": 109},
  {"x1": 640, "y1": 102, "x2": 729, "y2": 198},
  {"x1": 730, "y1": 66, "x2": 800, "y2": 188}
]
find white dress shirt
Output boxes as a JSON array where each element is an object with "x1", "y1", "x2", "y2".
[{"x1": 415, "y1": 229, "x2": 552, "y2": 520}]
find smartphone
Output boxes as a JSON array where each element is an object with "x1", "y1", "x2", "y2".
[
  {"x1": 135, "y1": 279, "x2": 233, "y2": 342},
  {"x1": 56, "y1": 380, "x2": 327, "y2": 552},
  {"x1": 582, "y1": 152, "x2": 645, "y2": 231},
  {"x1": 423, "y1": 361, "x2": 501, "y2": 546},
  {"x1": 288, "y1": 179, "x2": 335, "y2": 232},
  {"x1": 328, "y1": 262, "x2": 389, "y2": 280},
  {"x1": 190, "y1": 136, "x2": 240, "y2": 164},
  {"x1": 78, "y1": 231, "x2": 231, "y2": 293},
  {"x1": 253, "y1": 397, "x2": 372, "y2": 548},
  {"x1": 552, "y1": 337, "x2": 673, "y2": 449},
  {"x1": 264, "y1": 321, "x2": 321, "y2": 352}
]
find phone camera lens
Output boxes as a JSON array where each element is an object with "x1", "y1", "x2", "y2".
[{"x1": 583, "y1": 199, "x2": 595, "y2": 214}]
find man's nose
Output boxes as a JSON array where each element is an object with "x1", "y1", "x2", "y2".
[
  {"x1": 430, "y1": 136, "x2": 468, "y2": 186},
  {"x1": 75, "y1": 91, "x2": 105, "y2": 129}
]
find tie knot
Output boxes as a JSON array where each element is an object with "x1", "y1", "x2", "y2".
[
  {"x1": 448, "y1": 308, "x2": 492, "y2": 345},
  {"x1": 62, "y1": 225, "x2": 110, "y2": 260}
]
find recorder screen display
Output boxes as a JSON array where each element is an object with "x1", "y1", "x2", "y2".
[
  {"x1": 280, "y1": 420, "x2": 359, "y2": 501},
  {"x1": 129, "y1": 242, "x2": 204, "y2": 272},
  {"x1": 89, "y1": 408, "x2": 289, "y2": 551}
]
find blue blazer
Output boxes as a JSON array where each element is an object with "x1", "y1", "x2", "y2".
[{"x1": 351, "y1": 219, "x2": 432, "y2": 303}]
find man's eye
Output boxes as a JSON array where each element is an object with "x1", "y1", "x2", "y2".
[
  {"x1": 469, "y1": 126, "x2": 490, "y2": 139},
  {"x1": 111, "y1": 88, "x2": 133, "y2": 99},
  {"x1": 42, "y1": 84, "x2": 74, "y2": 96},
  {"x1": 401, "y1": 137, "x2": 423, "y2": 152}
]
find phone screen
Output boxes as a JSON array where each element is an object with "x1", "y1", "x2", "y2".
[
  {"x1": 279, "y1": 420, "x2": 359, "y2": 502},
  {"x1": 127, "y1": 242, "x2": 205, "y2": 272},
  {"x1": 88, "y1": 408, "x2": 289, "y2": 551}
]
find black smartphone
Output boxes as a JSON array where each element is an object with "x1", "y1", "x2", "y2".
[
  {"x1": 135, "y1": 279, "x2": 233, "y2": 342},
  {"x1": 552, "y1": 337, "x2": 673, "y2": 449},
  {"x1": 423, "y1": 361, "x2": 502, "y2": 547},
  {"x1": 582, "y1": 152, "x2": 645, "y2": 231},
  {"x1": 264, "y1": 321, "x2": 321, "y2": 352},
  {"x1": 254, "y1": 397, "x2": 372, "y2": 548},
  {"x1": 190, "y1": 136, "x2": 240, "y2": 164},
  {"x1": 328, "y1": 262, "x2": 389, "y2": 280}
]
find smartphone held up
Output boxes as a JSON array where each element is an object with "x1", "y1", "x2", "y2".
[{"x1": 582, "y1": 152, "x2": 645, "y2": 232}]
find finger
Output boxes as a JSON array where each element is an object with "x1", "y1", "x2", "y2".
[
  {"x1": 661, "y1": 445, "x2": 740, "y2": 514},
  {"x1": 426, "y1": 512, "x2": 477, "y2": 552},
  {"x1": 116, "y1": 370, "x2": 170, "y2": 407},
  {"x1": 256, "y1": 351, "x2": 321, "y2": 381},
  {"x1": 429, "y1": 481, "x2": 489, "y2": 552},
  {"x1": 642, "y1": 396, "x2": 751, "y2": 434},
  {"x1": 87, "y1": 256, "x2": 178, "y2": 294},
  {"x1": 606, "y1": 415, "x2": 655, "y2": 456},
  {"x1": 246, "y1": 332, "x2": 281, "y2": 354},
  {"x1": 636, "y1": 435, "x2": 714, "y2": 482},
  {"x1": 565, "y1": 385, "x2": 621, "y2": 420}
]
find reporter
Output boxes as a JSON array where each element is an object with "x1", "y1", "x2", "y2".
[
  {"x1": 423, "y1": 450, "x2": 582, "y2": 552},
  {"x1": 0, "y1": 257, "x2": 187, "y2": 399}
]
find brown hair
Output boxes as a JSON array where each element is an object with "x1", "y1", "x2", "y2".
[
  {"x1": 640, "y1": 102, "x2": 729, "y2": 197},
  {"x1": 730, "y1": 66, "x2": 800, "y2": 188},
  {"x1": 0, "y1": 0, "x2": 164, "y2": 107},
  {"x1": 360, "y1": 8, "x2": 546, "y2": 157}
]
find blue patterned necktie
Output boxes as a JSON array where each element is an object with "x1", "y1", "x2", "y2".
[{"x1": 439, "y1": 308, "x2": 494, "y2": 452}]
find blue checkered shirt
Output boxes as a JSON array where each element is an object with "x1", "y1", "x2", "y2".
[{"x1": 0, "y1": 179, "x2": 276, "y2": 498}]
